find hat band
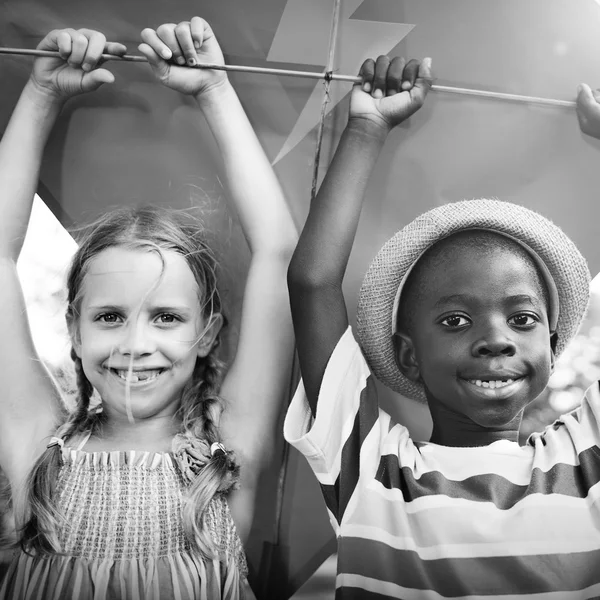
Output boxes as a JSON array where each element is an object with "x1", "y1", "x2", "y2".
[{"x1": 390, "y1": 228, "x2": 560, "y2": 335}]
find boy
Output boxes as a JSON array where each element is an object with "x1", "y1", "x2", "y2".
[{"x1": 285, "y1": 56, "x2": 600, "y2": 598}]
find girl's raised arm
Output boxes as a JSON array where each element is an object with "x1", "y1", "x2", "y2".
[
  {"x1": 287, "y1": 57, "x2": 432, "y2": 415},
  {"x1": 139, "y1": 17, "x2": 297, "y2": 541},
  {"x1": 0, "y1": 29, "x2": 125, "y2": 488}
]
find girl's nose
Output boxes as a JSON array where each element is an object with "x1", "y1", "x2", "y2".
[
  {"x1": 118, "y1": 321, "x2": 156, "y2": 356},
  {"x1": 471, "y1": 322, "x2": 516, "y2": 357}
]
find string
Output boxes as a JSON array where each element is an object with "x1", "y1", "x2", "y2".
[{"x1": 310, "y1": 0, "x2": 343, "y2": 202}]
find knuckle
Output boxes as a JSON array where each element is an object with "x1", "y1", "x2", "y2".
[{"x1": 156, "y1": 23, "x2": 175, "y2": 36}]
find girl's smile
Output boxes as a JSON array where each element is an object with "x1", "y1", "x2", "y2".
[{"x1": 75, "y1": 246, "x2": 214, "y2": 422}]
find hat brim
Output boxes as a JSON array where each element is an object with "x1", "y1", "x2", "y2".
[{"x1": 356, "y1": 199, "x2": 591, "y2": 402}]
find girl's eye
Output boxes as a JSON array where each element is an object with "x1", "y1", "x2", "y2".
[
  {"x1": 508, "y1": 313, "x2": 538, "y2": 327},
  {"x1": 97, "y1": 313, "x2": 121, "y2": 324},
  {"x1": 440, "y1": 315, "x2": 470, "y2": 328},
  {"x1": 156, "y1": 313, "x2": 178, "y2": 324}
]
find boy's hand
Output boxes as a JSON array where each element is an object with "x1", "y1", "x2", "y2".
[
  {"x1": 576, "y1": 83, "x2": 600, "y2": 139},
  {"x1": 350, "y1": 56, "x2": 432, "y2": 131},
  {"x1": 30, "y1": 29, "x2": 126, "y2": 102},
  {"x1": 139, "y1": 17, "x2": 227, "y2": 97}
]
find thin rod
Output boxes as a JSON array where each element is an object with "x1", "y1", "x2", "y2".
[
  {"x1": 311, "y1": 0, "x2": 342, "y2": 202},
  {"x1": 0, "y1": 47, "x2": 577, "y2": 108}
]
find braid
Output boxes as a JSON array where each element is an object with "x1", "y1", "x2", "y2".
[
  {"x1": 20, "y1": 349, "x2": 99, "y2": 554},
  {"x1": 173, "y1": 350, "x2": 240, "y2": 559},
  {"x1": 70, "y1": 350, "x2": 96, "y2": 434}
]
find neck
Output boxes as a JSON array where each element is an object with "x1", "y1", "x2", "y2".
[
  {"x1": 88, "y1": 412, "x2": 181, "y2": 452},
  {"x1": 427, "y1": 402, "x2": 523, "y2": 447}
]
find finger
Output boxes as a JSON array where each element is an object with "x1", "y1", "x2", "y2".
[
  {"x1": 190, "y1": 17, "x2": 207, "y2": 52},
  {"x1": 64, "y1": 28, "x2": 89, "y2": 67},
  {"x1": 140, "y1": 27, "x2": 173, "y2": 61},
  {"x1": 401, "y1": 58, "x2": 421, "y2": 91},
  {"x1": 54, "y1": 30, "x2": 73, "y2": 60},
  {"x1": 81, "y1": 68, "x2": 114, "y2": 93},
  {"x1": 138, "y1": 42, "x2": 170, "y2": 79},
  {"x1": 104, "y1": 41, "x2": 128, "y2": 57},
  {"x1": 156, "y1": 23, "x2": 185, "y2": 65},
  {"x1": 409, "y1": 57, "x2": 433, "y2": 106},
  {"x1": 77, "y1": 29, "x2": 106, "y2": 72},
  {"x1": 358, "y1": 58, "x2": 375, "y2": 93},
  {"x1": 386, "y1": 56, "x2": 406, "y2": 96},
  {"x1": 175, "y1": 21, "x2": 196, "y2": 66},
  {"x1": 577, "y1": 83, "x2": 596, "y2": 109},
  {"x1": 414, "y1": 57, "x2": 433, "y2": 94},
  {"x1": 373, "y1": 55, "x2": 391, "y2": 98}
]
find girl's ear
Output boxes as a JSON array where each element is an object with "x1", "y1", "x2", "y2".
[
  {"x1": 197, "y1": 313, "x2": 224, "y2": 358},
  {"x1": 395, "y1": 332, "x2": 421, "y2": 382},
  {"x1": 67, "y1": 317, "x2": 82, "y2": 358}
]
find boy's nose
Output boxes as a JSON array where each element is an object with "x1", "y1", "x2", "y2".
[{"x1": 471, "y1": 325, "x2": 516, "y2": 357}]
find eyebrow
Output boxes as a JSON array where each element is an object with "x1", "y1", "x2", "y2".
[
  {"x1": 434, "y1": 294, "x2": 542, "y2": 309},
  {"x1": 86, "y1": 304, "x2": 193, "y2": 314}
]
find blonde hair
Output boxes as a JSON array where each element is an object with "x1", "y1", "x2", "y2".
[{"x1": 20, "y1": 206, "x2": 239, "y2": 558}]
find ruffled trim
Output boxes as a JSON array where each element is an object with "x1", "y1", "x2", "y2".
[
  {"x1": 60, "y1": 447, "x2": 176, "y2": 471},
  {"x1": 0, "y1": 548, "x2": 249, "y2": 600}
]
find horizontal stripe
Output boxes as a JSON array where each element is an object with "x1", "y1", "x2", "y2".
[
  {"x1": 347, "y1": 480, "x2": 600, "y2": 554},
  {"x1": 337, "y1": 574, "x2": 600, "y2": 600},
  {"x1": 342, "y1": 521, "x2": 600, "y2": 560},
  {"x1": 337, "y1": 536, "x2": 600, "y2": 596},
  {"x1": 374, "y1": 443, "x2": 600, "y2": 509}
]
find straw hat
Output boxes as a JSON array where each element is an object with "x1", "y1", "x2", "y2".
[{"x1": 356, "y1": 199, "x2": 591, "y2": 402}]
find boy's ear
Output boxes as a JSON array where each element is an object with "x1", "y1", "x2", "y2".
[
  {"x1": 549, "y1": 331, "x2": 559, "y2": 372},
  {"x1": 197, "y1": 313, "x2": 224, "y2": 358},
  {"x1": 395, "y1": 332, "x2": 421, "y2": 382}
]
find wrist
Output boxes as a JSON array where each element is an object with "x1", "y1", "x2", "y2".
[
  {"x1": 23, "y1": 78, "x2": 66, "y2": 113},
  {"x1": 193, "y1": 77, "x2": 234, "y2": 109},
  {"x1": 346, "y1": 116, "x2": 391, "y2": 143}
]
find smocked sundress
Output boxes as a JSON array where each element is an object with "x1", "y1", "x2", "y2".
[{"x1": 0, "y1": 434, "x2": 250, "y2": 600}]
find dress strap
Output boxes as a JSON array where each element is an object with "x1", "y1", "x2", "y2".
[{"x1": 73, "y1": 430, "x2": 93, "y2": 451}]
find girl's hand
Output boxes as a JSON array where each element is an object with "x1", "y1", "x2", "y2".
[
  {"x1": 350, "y1": 56, "x2": 432, "y2": 132},
  {"x1": 139, "y1": 17, "x2": 227, "y2": 97},
  {"x1": 30, "y1": 28, "x2": 126, "y2": 102},
  {"x1": 576, "y1": 83, "x2": 600, "y2": 139}
]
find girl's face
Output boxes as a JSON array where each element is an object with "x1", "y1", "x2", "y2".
[
  {"x1": 398, "y1": 245, "x2": 554, "y2": 441},
  {"x1": 74, "y1": 247, "x2": 220, "y2": 422}
]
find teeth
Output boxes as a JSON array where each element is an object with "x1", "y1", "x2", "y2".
[
  {"x1": 470, "y1": 379, "x2": 515, "y2": 389},
  {"x1": 116, "y1": 369, "x2": 161, "y2": 383}
]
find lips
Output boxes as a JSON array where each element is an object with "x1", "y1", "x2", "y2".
[
  {"x1": 467, "y1": 378, "x2": 516, "y2": 389},
  {"x1": 107, "y1": 367, "x2": 167, "y2": 384}
]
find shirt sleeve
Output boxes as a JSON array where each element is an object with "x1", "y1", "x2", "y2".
[{"x1": 283, "y1": 326, "x2": 393, "y2": 530}]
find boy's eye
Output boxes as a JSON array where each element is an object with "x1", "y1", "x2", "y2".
[
  {"x1": 508, "y1": 313, "x2": 538, "y2": 327},
  {"x1": 440, "y1": 315, "x2": 470, "y2": 328}
]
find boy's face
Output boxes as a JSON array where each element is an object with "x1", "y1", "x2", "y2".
[{"x1": 397, "y1": 241, "x2": 555, "y2": 432}]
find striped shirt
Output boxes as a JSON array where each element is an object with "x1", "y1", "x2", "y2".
[{"x1": 284, "y1": 327, "x2": 600, "y2": 599}]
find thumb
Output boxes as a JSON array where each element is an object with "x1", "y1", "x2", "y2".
[
  {"x1": 577, "y1": 83, "x2": 599, "y2": 110},
  {"x1": 138, "y1": 42, "x2": 170, "y2": 82},
  {"x1": 80, "y1": 68, "x2": 114, "y2": 93}
]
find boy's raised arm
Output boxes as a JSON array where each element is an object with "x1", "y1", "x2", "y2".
[{"x1": 288, "y1": 56, "x2": 432, "y2": 413}]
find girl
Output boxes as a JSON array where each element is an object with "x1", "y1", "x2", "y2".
[{"x1": 0, "y1": 17, "x2": 296, "y2": 600}]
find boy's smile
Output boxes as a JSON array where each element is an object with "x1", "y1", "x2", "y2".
[{"x1": 397, "y1": 235, "x2": 555, "y2": 446}]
